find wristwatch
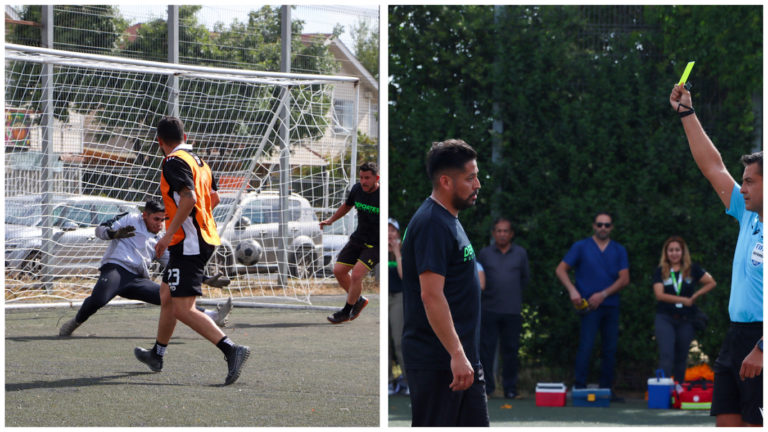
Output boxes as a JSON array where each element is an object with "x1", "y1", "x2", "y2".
[{"x1": 758, "y1": 340, "x2": 763, "y2": 352}]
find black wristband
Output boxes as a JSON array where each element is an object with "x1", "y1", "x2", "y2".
[
  {"x1": 677, "y1": 103, "x2": 695, "y2": 118},
  {"x1": 106, "y1": 229, "x2": 116, "y2": 239}
]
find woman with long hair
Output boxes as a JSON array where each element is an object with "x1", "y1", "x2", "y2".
[{"x1": 652, "y1": 236, "x2": 716, "y2": 382}]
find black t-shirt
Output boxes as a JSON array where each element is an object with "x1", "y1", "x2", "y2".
[
  {"x1": 345, "y1": 183, "x2": 379, "y2": 246},
  {"x1": 401, "y1": 197, "x2": 482, "y2": 370},
  {"x1": 389, "y1": 259, "x2": 403, "y2": 294},
  {"x1": 652, "y1": 263, "x2": 706, "y2": 316}
]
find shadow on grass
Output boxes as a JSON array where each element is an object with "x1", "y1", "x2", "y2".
[{"x1": 5, "y1": 371, "x2": 180, "y2": 392}]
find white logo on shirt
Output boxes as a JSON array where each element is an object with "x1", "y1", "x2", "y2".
[{"x1": 751, "y1": 242, "x2": 763, "y2": 267}]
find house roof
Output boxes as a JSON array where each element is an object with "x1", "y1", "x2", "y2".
[{"x1": 301, "y1": 33, "x2": 378, "y2": 92}]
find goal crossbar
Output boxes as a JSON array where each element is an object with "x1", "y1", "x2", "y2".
[{"x1": 5, "y1": 43, "x2": 359, "y2": 86}]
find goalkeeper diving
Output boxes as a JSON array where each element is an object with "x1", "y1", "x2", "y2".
[{"x1": 58, "y1": 199, "x2": 233, "y2": 337}]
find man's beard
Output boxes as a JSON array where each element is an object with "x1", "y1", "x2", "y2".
[{"x1": 452, "y1": 191, "x2": 477, "y2": 211}]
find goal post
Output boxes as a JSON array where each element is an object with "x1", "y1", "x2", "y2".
[{"x1": 5, "y1": 43, "x2": 361, "y2": 308}]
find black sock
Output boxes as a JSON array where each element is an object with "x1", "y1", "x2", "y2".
[
  {"x1": 216, "y1": 336, "x2": 235, "y2": 358},
  {"x1": 342, "y1": 303, "x2": 354, "y2": 314},
  {"x1": 153, "y1": 341, "x2": 167, "y2": 357}
]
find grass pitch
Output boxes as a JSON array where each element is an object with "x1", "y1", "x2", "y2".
[{"x1": 5, "y1": 295, "x2": 379, "y2": 427}]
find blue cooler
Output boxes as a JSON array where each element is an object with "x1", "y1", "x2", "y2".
[
  {"x1": 572, "y1": 387, "x2": 611, "y2": 407},
  {"x1": 647, "y1": 369, "x2": 675, "y2": 409}
]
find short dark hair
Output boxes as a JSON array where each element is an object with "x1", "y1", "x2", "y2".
[
  {"x1": 359, "y1": 161, "x2": 378, "y2": 175},
  {"x1": 157, "y1": 116, "x2": 185, "y2": 144},
  {"x1": 741, "y1": 151, "x2": 763, "y2": 174},
  {"x1": 143, "y1": 199, "x2": 165, "y2": 214},
  {"x1": 492, "y1": 217, "x2": 513, "y2": 231},
  {"x1": 426, "y1": 139, "x2": 477, "y2": 184},
  {"x1": 593, "y1": 211, "x2": 613, "y2": 223}
]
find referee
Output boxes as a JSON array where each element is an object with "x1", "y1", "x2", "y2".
[
  {"x1": 400, "y1": 139, "x2": 489, "y2": 427},
  {"x1": 670, "y1": 84, "x2": 762, "y2": 427}
]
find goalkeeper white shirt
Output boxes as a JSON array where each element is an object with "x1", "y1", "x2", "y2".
[{"x1": 95, "y1": 212, "x2": 169, "y2": 278}]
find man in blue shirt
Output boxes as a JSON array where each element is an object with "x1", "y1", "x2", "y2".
[
  {"x1": 555, "y1": 212, "x2": 630, "y2": 399},
  {"x1": 670, "y1": 83, "x2": 762, "y2": 427},
  {"x1": 401, "y1": 139, "x2": 489, "y2": 427}
]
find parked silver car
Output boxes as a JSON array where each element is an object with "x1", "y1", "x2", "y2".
[
  {"x1": 210, "y1": 191, "x2": 323, "y2": 278},
  {"x1": 5, "y1": 194, "x2": 138, "y2": 278},
  {"x1": 318, "y1": 213, "x2": 356, "y2": 276}
]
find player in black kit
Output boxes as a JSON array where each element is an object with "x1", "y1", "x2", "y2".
[
  {"x1": 400, "y1": 139, "x2": 489, "y2": 427},
  {"x1": 320, "y1": 162, "x2": 380, "y2": 324}
]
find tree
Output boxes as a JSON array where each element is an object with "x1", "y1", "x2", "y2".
[{"x1": 350, "y1": 19, "x2": 379, "y2": 80}]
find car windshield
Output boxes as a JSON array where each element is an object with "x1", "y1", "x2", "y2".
[
  {"x1": 242, "y1": 198, "x2": 303, "y2": 223},
  {"x1": 5, "y1": 202, "x2": 40, "y2": 226},
  {"x1": 213, "y1": 204, "x2": 233, "y2": 224}
]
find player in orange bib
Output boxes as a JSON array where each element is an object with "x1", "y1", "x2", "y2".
[{"x1": 134, "y1": 116, "x2": 250, "y2": 386}]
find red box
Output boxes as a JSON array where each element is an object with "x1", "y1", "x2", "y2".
[
  {"x1": 672, "y1": 380, "x2": 713, "y2": 410},
  {"x1": 536, "y1": 382, "x2": 567, "y2": 407}
]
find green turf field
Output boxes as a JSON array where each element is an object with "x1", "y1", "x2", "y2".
[
  {"x1": 5, "y1": 295, "x2": 379, "y2": 427},
  {"x1": 389, "y1": 393, "x2": 715, "y2": 427}
]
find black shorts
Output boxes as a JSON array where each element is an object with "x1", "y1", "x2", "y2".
[
  {"x1": 162, "y1": 245, "x2": 214, "y2": 298},
  {"x1": 406, "y1": 366, "x2": 489, "y2": 427},
  {"x1": 710, "y1": 322, "x2": 763, "y2": 425},
  {"x1": 336, "y1": 237, "x2": 379, "y2": 270}
]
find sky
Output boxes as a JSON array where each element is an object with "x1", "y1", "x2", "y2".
[{"x1": 118, "y1": 4, "x2": 379, "y2": 50}]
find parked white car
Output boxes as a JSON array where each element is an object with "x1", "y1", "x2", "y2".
[{"x1": 5, "y1": 194, "x2": 138, "y2": 278}]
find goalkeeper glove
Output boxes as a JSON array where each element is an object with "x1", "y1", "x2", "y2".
[{"x1": 107, "y1": 226, "x2": 136, "y2": 239}]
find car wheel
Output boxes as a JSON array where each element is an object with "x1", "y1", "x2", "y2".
[
  {"x1": 289, "y1": 247, "x2": 316, "y2": 279},
  {"x1": 19, "y1": 250, "x2": 43, "y2": 279},
  {"x1": 209, "y1": 245, "x2": 236, "y2": 277}
]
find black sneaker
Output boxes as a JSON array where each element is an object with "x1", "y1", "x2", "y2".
[
  {"x1": 505, "y1": 391, "x2": 518, "y2": 400},
  {"x1": 327, "y1": 309, "x2": 351, "y2": 324},
  {"x1": 134, "y1": 347, "x2": 163, "y2": 372},
  {"x1": 349, "y1": 296, "x2": 369, "y2": 321},
  {"x1": 224, "y1": 344, "x2": 251, "y2": 386}
]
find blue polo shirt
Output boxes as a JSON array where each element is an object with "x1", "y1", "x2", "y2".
[
  {"x1": 725, "y1": 184, "x2": 763, "y2": 323},
  {"x1": 562, "y1": 237, "x2": 629, "y2": 307}
]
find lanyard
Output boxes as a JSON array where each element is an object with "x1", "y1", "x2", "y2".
[{"x1": 670, "y1": 270, "x2": 682, "y2": 296}]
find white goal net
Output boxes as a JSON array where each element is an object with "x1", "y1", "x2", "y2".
[{"x1": 5, "y1": 43, "x2": 361, "y2": 307}]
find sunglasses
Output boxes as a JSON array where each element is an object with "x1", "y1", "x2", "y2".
[{"x1": 595, "y1": 222, "x2": 612, "y2": 228}]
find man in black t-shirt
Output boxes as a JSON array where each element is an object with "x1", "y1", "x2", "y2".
[
  {"x1": 320, "y1": 162, "x2": 380, "y2": 324},
  {"x1": 400, "y1": 139, "x2": 489, "y2": 427}
]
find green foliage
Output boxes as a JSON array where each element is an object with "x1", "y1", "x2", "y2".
[
  {"x1": 350, "y1": 19, "x2": 379, "y2": 80},
  {"x1": 389, "y1": 5, "x2": 762, "y2": 390}
]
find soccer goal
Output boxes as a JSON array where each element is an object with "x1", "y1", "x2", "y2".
[{"x1": 5, "y1": 43, "x2": 361, "y2": 309}]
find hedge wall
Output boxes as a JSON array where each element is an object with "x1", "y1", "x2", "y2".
[{"x1": 389, "y1": 5, "x2": 762, "y2": 390}]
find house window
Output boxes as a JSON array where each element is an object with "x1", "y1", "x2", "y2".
[{"x1": 333, "y1": 99, "x2": 355, "y2": 134}]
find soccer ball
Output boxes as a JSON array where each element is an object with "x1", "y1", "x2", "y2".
[{"x1": 235, "y1": 239, "x2": 262, "y2": 266}]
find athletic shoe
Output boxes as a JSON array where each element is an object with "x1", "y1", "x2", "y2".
[
  {"x1": 213, "y1": 297, "x2": 233, "y2": 327},
  {"x1": 58, "y1": 318, "x2": 81, "y2": 337},
  {"x1": 224, "y1": 344, "x2": 251, "y2": 385},
  {"x1": 134, "y1": 347, "x2": 163, "y2": 372},
  {"x1": 326, "y1": 309, "x2": 351, "y2": 324},
  {"x1": 504, "y1": 391, "x2": 518, "y2": 400},
  {"x1": 349, "y1": 296, "x2": 369, "y2": 321}
]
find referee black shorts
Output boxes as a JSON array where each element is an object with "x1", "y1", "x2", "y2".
[
  {"x1": 710, "y1": 322, "x2": 763, "y2": 425},
  {"x1": 163, "y1": 244, "x2": 214, "y2": 298},
  {"x1": 406, "y1": 366, "x2": 490, "y2": 427}
]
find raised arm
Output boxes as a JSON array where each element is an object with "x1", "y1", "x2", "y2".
[
  {"x1": 419, "y1": 270, "x2": 475, "y2": 391},
  {"x1": 669, "y1": 84, "x2": 736, "y2": 208}
]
